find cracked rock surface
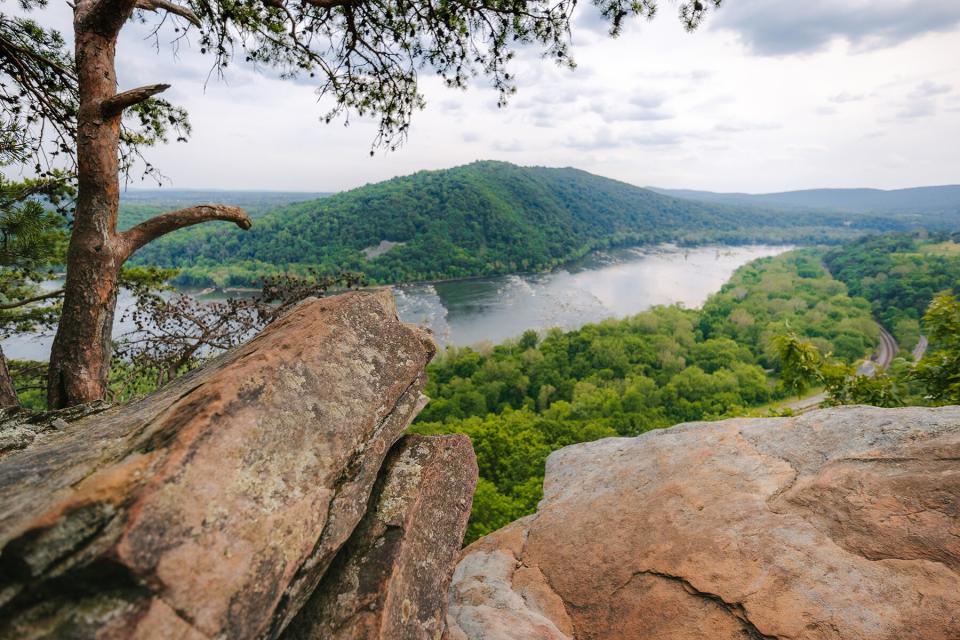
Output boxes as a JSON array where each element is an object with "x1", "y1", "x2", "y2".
[
  {"x1": 0, "y1": 290, "x2": 438, "y2": 639},
  {"x1": 447, "y1": 406, "x2": 960, "y2": 640},
  {"x1": 283, "y1": 434, "x2": 477, "y2": 640}
]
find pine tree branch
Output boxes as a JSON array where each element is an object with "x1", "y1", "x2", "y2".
[
  {"x1": 0, "y1": 30, "x2": 77, "y2": 82},
  {"x1": 0, "y1": 288, "x2": 64, "y2": 310},
  {"x1": 101, "y1": 84, "x2": 170, "y2": 117},
  {"x1": 117, "y1": 205, "x2": 251, "y2": 262},
  {"x1": 134, "y1": 0, "x2": 202, "y2": 27},
  {"x1": 297, "y1": 0, "x2": 358, "y2": 8}
]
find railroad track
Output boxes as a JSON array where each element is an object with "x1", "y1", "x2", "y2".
[
  {"x1": 857, "y1": 325, "x2": 897, "y2": 376},
  {"x1": 792, "y1": 324, "x2": 898, "y2": 414},
  {"x1": 875, "y1": 325, "x2": 898, "y2": 369}
]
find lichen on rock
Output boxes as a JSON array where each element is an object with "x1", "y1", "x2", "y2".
[{"x1": 0, "y1": 291, "x2": 459, "y2": 640}]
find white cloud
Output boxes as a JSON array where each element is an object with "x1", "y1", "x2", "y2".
[
  {"x1": 712, "y1": 121, "x2": 782, "y2": 134},
  {"x1": 9, "y1": 0, "x2": 960, "y2": 192},
  {"x1": 896, "y1": 102, "x2": 937, "y2": 119},
  {"x1": 830, "y1": 92, "x2": 867, "y2": 103},
  {"x1": 910, "y1": 80, "x2": 953, "y2": 97},
  {"x1": 492, "y1": 139, "x2": 526, "y2": 153}
]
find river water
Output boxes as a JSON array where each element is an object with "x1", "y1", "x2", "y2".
[
  {"x1": 393, "y1": 244, "x2": 790, "y2": 347},
  {"x1": 2, "y1": 244, "x2": 790, "y2": 360}
]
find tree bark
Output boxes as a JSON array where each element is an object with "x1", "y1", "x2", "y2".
[
  {"x1": 46, "y1": 15, "x2": 129, "y2": 409},
  {"x1": 100, "y1": 83, "x2": 170, "y2": 117},
  {"x1": 0, "y1": 345, "x2": 18, "y2": 408},
  {"x1": 116, "y1": 204, "x2": 250, "y2": 261},
  {"x1": 46, "y1": 2, "x2": 252, "y2": 408}
]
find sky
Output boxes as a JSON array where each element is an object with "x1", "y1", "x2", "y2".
[{"x1": 23, "y1": 0, "x2": 960, "y2": 193}]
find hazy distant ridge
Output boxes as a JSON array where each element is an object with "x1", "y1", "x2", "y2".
[{"x1": 649, "y1": 184, "x2": 960, "y2": 214}]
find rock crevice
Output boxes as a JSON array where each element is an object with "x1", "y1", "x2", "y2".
[{"x1": 622, "y1": 570, "x2": 779, "y2": 640}]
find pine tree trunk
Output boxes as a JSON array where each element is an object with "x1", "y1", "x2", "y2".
[
  {"x1": 0, "y1": 345, "x2": 19, "y2": 408},
  {"x1": 45, "y1": 2, "x2": 250, "y2": 408},
  {"x1": 46, "y1": 21, "x2": 126, "y2": 409}
]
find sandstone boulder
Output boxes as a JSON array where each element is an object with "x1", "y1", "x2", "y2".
[
  {"x1": 0, "y1": 290, "x2": 437, "y2": 639},
  {"x1": 449, "y1": 406, "x2": 960, "y2": 640},
  {"x1": 284, "y1": 434, "x2": 478, "y2": 640}
]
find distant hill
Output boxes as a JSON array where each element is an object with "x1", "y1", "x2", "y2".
[
  {"x1": 131, "y1": 161, "x2": 899, "y2": 287},
  {"x1": 649, "y1": 185, "x2": 960, "y2": 220}
]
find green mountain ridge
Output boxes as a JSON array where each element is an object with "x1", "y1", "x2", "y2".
[{"x1": 131, "y1": 161, "x2": 900, "y2": 287}]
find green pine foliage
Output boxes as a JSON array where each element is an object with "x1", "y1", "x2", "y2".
[
  {"x1": 0, "y1": 174, "x2": 71, "y2": 337},
  {"x1": 411, "y1": 249, "x2": 878, "y2": 542}
]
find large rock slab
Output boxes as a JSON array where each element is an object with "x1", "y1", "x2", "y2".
[
  {"x1": 448, "y1": 406, "x2": 960, "y2": 640},
  {"x1": 284, "y1": 434, "x2": 478, "y2": 640},
  {"x1": 0, "y1": 290, "x2": 435, "y2": 639}
]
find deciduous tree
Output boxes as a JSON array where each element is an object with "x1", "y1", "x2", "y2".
[
  {"x1": 913, "y1": 293, "x2": 960, "y2": 403},
  {"x1": 772, "y1": 332, "x2": 822, "y2": 397}
]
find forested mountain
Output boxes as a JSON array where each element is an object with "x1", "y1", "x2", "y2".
[
  {"x1": 651, "y1": 184, "x2": 960, "y2": 220},
  {"x1": 131, "y1": 161, "x2": 892, "y2": 286}
]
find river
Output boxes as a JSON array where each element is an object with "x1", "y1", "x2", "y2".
[
  {"x1": 2, "y1": 244, "x2": 791, "y2": 360},
  {"x1": 393, "y1": 244, "x2": 791, "y2": 347}
]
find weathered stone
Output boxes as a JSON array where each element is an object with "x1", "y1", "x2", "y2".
[
  {"x1": 0, "y1": 290, "x2": 435, "y2": 640},
  {"x1": 284, "y1": 434, "x2": 477, "y2": 640},
  {"x1": 0, "y1": 402, "x2": 111, "y2": 455},
  {"x1": 448, "y1": 406, "x2": 960, "y2": 640}
]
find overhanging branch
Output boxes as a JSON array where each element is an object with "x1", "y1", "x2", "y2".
[
  {"x1": 135, "y1": 0, "x2": 202, "y2": 26},
  {"x1": 294, "y1": 0, "x2": 359, "y2": 9},
  {"x1": 0, "y1": 288, "x2": 64, "y2": 310},
  {"x1": 117, "y1": 205, "x2": 252, "y2": 262},
  {"x1": 101, "y1": 84, "x2": 170, "y2": 117}
]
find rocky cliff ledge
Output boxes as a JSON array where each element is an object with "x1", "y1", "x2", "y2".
[
  {"x1": 0, "y1": 291, "x2": 477, "y2": 639},
  {"x1": 2, "y1": 291, "x2": 958, "y2": 639},
  {"x1": 448, "y1": 406, "x2": 960, "y2": 640}
]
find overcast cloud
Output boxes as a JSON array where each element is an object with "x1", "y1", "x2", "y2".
[
  {"x1": 14, "y1": 0, "x2": 960, "y2": 193},
  {"x1": 710, "y1": 0, "x2": 960, "y2": 55}
]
